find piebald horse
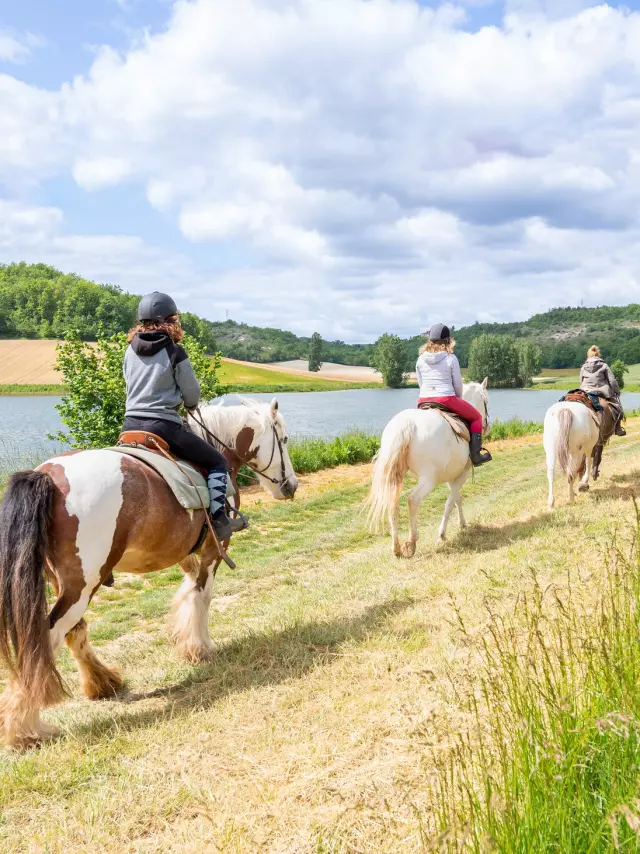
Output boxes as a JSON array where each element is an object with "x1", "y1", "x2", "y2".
[
  {"x1": 367, "y1": 380, "x2": 489, "y2": 556},
  {"x1": 0, "y1": 399, "x2": 297, "y2": 749},
  {"x1": 543, "y1": 400, "x2": 600, "y2": 508}
]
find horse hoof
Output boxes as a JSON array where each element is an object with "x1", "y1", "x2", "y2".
[
  {"x1": 84, "y1": 666, "x2": 125, "y2": 701},
  {"x1": 38, "y1": 721, "x2": 61, "y2": 741},
  {"x1": 578, "y1": 484, "x2": 590, "y2": 492},
  {"x1": 401, "y1": 541, "x2": 416, "y2": 558},
  {"x1": 181, "y1": 643, "x2": 215, "y2": 664}
]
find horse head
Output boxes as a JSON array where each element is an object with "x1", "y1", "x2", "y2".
[
  {"x1": 250, "y1": 398, "x2": 298, "y2": 500},
  {"x1": 194, "y1": 398, "x2": 298, "y2": 500},
  {"x1": 463, "y1": 376, "x2": 490, "y2": 431}
]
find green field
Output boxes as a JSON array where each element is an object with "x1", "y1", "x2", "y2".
[
  {"x1": 3, "y1": 425, "x2": 640, "y2": 851},
  {"x1": 217, "y1": 359, "x2": 380, "y2": 393},
  {"x1": 532, "y1": 363, "x2": 640, "y2": 392}
]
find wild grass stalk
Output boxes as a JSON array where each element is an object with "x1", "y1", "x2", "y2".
[{"x1": 429, "y1": 510, "x2": 640, "y2": 852}]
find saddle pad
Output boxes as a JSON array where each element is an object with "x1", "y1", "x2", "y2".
[
  {"x1": 417, "y1": 403, "x2": 470, "y2": 442},
  {"x1": 109, "y1": 446, "x2": 210, "y2": 511}
]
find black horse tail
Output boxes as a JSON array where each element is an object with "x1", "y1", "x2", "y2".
[{"x1": 0, "y1": 470, "x2": 67, "y2": 711}]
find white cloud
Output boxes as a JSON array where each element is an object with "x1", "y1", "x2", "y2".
[
  {"x1": 0, "y1": 30, "x2": 43, "y2": 64},
  {"x1": 73, "y1": 157, "x2": 132, "y2": 190},
  {"x1": 4, "y1": 1, "x2": 640, "y2": 339}
]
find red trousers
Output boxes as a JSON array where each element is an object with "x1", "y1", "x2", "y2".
[{"x1": 418, "y1": 396, "x2": 483, "y2": 434}]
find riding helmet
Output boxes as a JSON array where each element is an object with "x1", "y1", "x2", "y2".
[
  {"x1": 428, "y1": 323, "x2": 450, "y2": 342},
  {"x1": 137, "y1": 292, "x2": 178, "y2": 322}
]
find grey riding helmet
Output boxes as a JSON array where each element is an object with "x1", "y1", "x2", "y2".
[
  {"x1": 428, "y1": 323, "x2": 450, "y2": 341},
  {"x1": 137, "y1": 292, "x2": 178, "y2": 322}
]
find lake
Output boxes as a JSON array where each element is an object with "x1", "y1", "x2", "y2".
[{"x1": 4, "y1": 387, "x2": 640, "y2": 471}]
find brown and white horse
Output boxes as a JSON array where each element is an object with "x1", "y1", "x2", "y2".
[{"x1": 0, "y1": 398, "x2": 297, "y2": 749}]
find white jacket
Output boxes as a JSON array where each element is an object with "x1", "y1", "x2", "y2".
[{"x1": 416, "y1": 351, "x2": 464, "y2": 398}]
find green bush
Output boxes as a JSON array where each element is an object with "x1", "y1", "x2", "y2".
[{"x1": 51, "y1": 331, "x2": 221, "y2": 449}]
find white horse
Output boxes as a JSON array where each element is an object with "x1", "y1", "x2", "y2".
[
  {"x1": 367, "y1": 380, "x2": 489, "y2": 557},
  {"x1": 543, "y1": 401, "x2": 600, "y2": 508}
]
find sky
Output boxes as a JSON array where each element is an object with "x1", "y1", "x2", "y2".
[{"x1": 2, "y1": 1, "x2": 640, "y2": 342}]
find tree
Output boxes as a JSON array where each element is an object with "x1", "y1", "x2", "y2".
[
  {"x1": 468, "y1": 334, "x2": 520, "y2": 388},
  {"x1": 51, "y1": 331, "x2": 221, "y2": 449},
  {"x1": 516, "y1": 340, "x2": 541, "y2": 387},
  {"x1": 610, "y1": 359, "x2": 629, "y2": 390},
  {"x1": 308, "y1": 332, "x2": 324, "y2": 372},
  {"x1": 372, "y1": 333, "x2": 408, "y2": 388}
]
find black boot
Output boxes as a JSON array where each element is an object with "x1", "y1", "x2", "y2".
[
  {"x1": 615, "y1": 415, "x2": 627, "y2": 437},
  {"x1": 211, "y1": 510, "x2": 248, "y2": 541},
  {"x1": 470, "y1": 433, "x2": 492, "y2": 466}
]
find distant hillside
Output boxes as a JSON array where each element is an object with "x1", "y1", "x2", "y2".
[
  {"x1": 214, "y1": 308, "x2": 640, "y2": 370},
  {"x1": 210, "y1": 320, "x2": 375, "y2": 366},
  {"x1": 2, "y1": 264, "x2": 640, "y2": 370}
]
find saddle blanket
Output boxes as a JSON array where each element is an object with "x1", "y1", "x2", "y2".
[
  {"x1": 109, "y1": 446, "x2": 235, "y2": 511},
  {"x1": 417, "y1": 402, "x2": 471, "y2": 443}
]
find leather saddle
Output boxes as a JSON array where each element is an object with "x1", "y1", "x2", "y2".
[
  {"x1": 117, "y1": 430, "x2": 207, "y2": 478},
  {"x1": 561, "y1": 389, "x2": 603, "y2": 413},
  {"x1": 417, "y1": 401, "x2": 470, "y2": 443}
]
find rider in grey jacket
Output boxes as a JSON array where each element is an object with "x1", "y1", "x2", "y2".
[{"x1": 580, "y1": 345, "x2": 626, "y2": 436}]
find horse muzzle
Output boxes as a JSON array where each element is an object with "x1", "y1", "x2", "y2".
[{"x1": 281, "y1": 476, "x2": 298, "y2": 500}]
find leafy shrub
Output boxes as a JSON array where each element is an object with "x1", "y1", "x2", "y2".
[{"x1": 51, "y1": 331, "x2": 220, "y2": 449}]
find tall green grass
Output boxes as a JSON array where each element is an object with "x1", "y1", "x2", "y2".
[
  {"x1": 430, "y1": 513, "x2": 640, "y2": 852},
  {"x1": 485, "y1": 417, "x2": 543, "y2": 441},
  {"x1": 289, "y1": 430, "x2": 380, "y2": 473}
]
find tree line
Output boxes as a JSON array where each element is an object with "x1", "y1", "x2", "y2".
[
  {"x1": 3, "y1": 263, "x2": 640, "y2": 380},
  {"x1": 0, "y1": 263, "x2": 217, "y2": 352}
]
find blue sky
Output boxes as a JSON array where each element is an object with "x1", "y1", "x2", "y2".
[{"x1": 2, "y1": 0, "x2": 640, "y2": 341}]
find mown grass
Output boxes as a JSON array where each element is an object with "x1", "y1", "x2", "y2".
[
  {"x1": 2, "y1": 423, "x2": 640, "y2": 851},
  {"x1": 430, "y1": 512, "x2": 640, "y2": 852},
  {"x1": 0, "y1": 384, "x2": 66, "y2": 395}
]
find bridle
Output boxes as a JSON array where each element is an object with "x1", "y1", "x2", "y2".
[{"x1": 189, "y1": 407, "x2": 291, "y2": 489}]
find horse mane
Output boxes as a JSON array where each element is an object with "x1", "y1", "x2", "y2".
[{"x1": 196, "y1": 398, "x2": 280, "y2": 450}]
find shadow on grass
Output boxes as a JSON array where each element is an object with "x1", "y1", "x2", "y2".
[
  {"x1": 591, "y1": 468, "x2": 640, "y2": 502},
  {"x1": 438, "y1": 511, "x2": 568, "y2": 554},
  {"x1": 68, "y1": 597, "x2": 414, "y2": 743}
]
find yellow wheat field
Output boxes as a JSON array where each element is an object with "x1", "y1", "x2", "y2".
[{"x1": 0, "y1": 340, "x2": 63, "y2": 385}]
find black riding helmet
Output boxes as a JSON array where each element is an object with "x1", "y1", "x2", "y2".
[
  {"x1": 428, "y1": 322, "x2": 450, "y2": 342},
  {"x1": 137, "y1": 291, "x2": 178, "y2": 322}
]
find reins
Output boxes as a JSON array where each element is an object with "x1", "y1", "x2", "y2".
[{"x1": 189, "y1": 407, "x2": 289, "y2": 489}]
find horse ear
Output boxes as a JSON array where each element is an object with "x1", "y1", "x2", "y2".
[
  {"x1": 270, "y1": 397, "x2": 279, "y2": 416},
  {"x1": 481, "y1": 377, "x2": 488, "y2": 391}
]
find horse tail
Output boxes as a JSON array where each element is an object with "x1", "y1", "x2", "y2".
[
  {"x1": 367, "y1": 418, "x2": 414, "y2": 532},
  {"x1": 555, "y1": 408, "x2": 574, "y2": 476},
  {"x1": 0, "y1": 471, "x2": 67, "y2": 713}
]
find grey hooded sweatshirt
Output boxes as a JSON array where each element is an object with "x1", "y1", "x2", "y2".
[
  {"x1": 416, "y1": 351, "x2": 464, "y2": 398},
  {"x1": 124, "y1": 331, "x2": 201, "y2": 423},
  {"x1": 580, "y1": 357, "x2": 620, "y2": 400}
]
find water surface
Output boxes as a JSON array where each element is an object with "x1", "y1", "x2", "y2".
[{"x1": 6, "y1": 387, "x2": 640, "y2": 468}]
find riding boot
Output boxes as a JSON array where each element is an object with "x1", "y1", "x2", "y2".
[
  {"x1": 615, "y1": 413, "x2": 627, "y2": 437},
  {"x1": 208, "y1": 470, "x2": 248, "y2": 541},
  {"x1": 469, "y1": 433, "x2": 492, "y2": 466}
]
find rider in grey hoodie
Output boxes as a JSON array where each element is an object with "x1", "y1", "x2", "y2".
[{"x1": 580, "y1": 345, "x2": 626, "y2": 436}]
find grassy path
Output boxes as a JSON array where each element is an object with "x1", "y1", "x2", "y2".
[{"x1": 3, "y1": 427, "x2": 640, "y2": 852}]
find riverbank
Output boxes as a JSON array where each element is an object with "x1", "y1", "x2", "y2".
[{"x1": 2, "y1": 421, "x2": 639, "y2": 851}]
